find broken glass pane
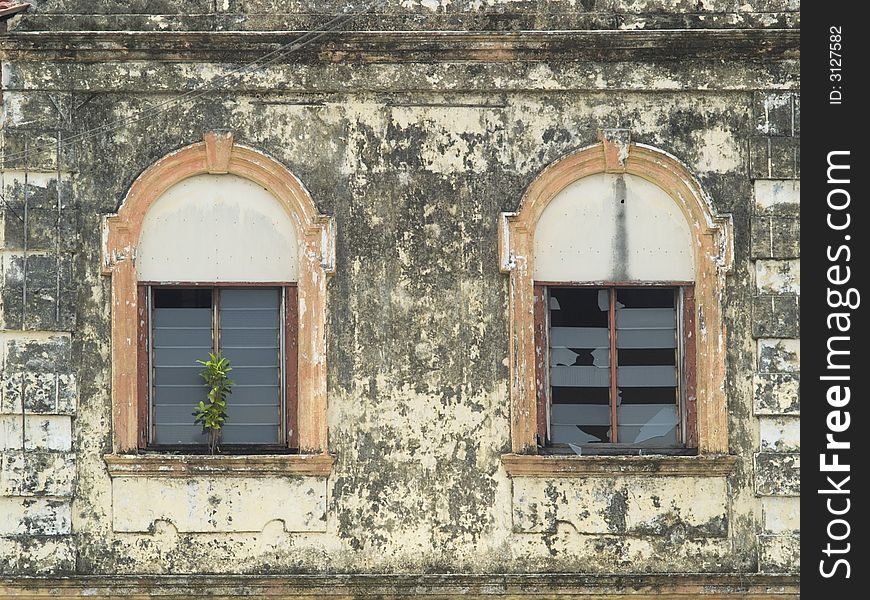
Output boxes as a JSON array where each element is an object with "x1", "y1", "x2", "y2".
[
  {"x1": 548, "y1": 287, "x2": 610, "y2": 444},
  {"x1": 550, "y1": 347, "x2": 609, "y2": 367},
  {"x1": 614, "y1": 288, "x2": 679, "y2": 446},
  {"x1": 618, "y1": 404, "x2": 679, "y2": 445}
]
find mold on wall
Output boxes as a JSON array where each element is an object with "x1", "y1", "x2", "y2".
[{"x1": 0, "y1": 0, "x2": 799, "y2": 592}]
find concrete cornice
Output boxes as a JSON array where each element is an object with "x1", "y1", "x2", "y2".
[
  {"x1": 0, "y1": 28, "x2": 799, "y2": 63},
  {"x1": 1, "y1": 573, "x2": 800, "y2": 598}
]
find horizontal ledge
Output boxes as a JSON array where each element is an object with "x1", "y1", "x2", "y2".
[
  {"x1": 501, "y1": 453, "x2": 739, "y2": 477},
  {"x1": 103, "y1": 452, "x2": 333, "y2": 478},
  {"x1": 0, "y1": 29, "x2": 799, "y2": 63},
  {"x1": 0, "y1": 573, "x2": 799, "y2": 597}
]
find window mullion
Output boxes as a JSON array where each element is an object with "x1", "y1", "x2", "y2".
[
  {"x1": 683, "y1": 286, "x2": 698, "y2": 449},
  {"x1": 533, "y1": 284, "x2": 548, "y2": 446},
  {"x1": 279, "y1": 287, "x2": 286, "y2": 446},
  {"x1": 141, "y1": 285, "x2": 152, "y2": 449},
  {"x1": 609, "y1": 287, "x2": 619, "y2": 444},
  {"x1": 285, "y1": 286, "x2": 299, "y2": 449},
  {"x1": 213, "y1": 287, "x2": 220, "y2": 355}
]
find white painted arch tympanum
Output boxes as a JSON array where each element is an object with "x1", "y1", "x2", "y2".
[
  {"x1": 534, "y1": 172, "x2": 694, "y2": 282},
  {"x1": 136, "y1": 173, "x2": 300, "y2": 282}
]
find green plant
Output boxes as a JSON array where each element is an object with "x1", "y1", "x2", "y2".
[{"x1": 193, "y1": 352, "x2": 234, "y2": 454}]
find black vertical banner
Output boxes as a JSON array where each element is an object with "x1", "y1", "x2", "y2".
[{"x1": 803, "y1": 4, "x2": 866, "y2": 595}]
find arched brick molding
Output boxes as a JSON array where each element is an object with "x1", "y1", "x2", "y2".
[
  {"x1": 499, "y1": 131, "x2": 734, "y2": 455},
  {"x1": 102, "y1": 132, "x2": 335, "y2": 454}
]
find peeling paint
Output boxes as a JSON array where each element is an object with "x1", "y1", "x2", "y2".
[{"x1": 0, "y1": 0, "x2": 800, "y2": 585}]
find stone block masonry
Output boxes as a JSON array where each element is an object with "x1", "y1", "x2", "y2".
[
  {"x1": 0, "y1": 333, "x2": 76, "y2": 574},
  {"x1": 748, "y1": 104, "x2": 800, "y2": 572},
  {"x1": 0, "y1": 131, "x2": 77, "y2": 575},
  {"x1": 0, "y1": 0, "x2": 800, "y2": 594}
]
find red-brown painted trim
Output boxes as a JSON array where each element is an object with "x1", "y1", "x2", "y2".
[
  {"x1": 533, "y1": 285, "x2": 548, "y2": 446},
  {"x1": 285, "y1": 286, "x2": 299, "y2": 450},
  {"x1": 536, "y1": 280, "x2": 694, "y2": 288},
  {"x1": 0, "y1": 3, "x2": 30, "y2": 20},
  {"x1": 683, "y1": 286, "x2": 699, "y2": 449},
  {"x1": 608, "y1": 289, "x2": 619, "y2": 444},
  {"x1": 205, "y1": 131, "x2": 233, "y2": 174},
  {"x1": 502, "y1": 453, "x2": 738, "y2": 477},
  {"x1": 104, "y1": 453, "x2": 334, "y2": 478},
  {"x1": 140, "y1": 281, "x2": 297, "y2": 287},
  {"x1": 136, "y1": 285, "x2": 149, "y2": 449}
]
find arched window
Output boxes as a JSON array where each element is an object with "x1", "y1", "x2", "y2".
[
  {"x1": 102, "y1": 133, "x2": 334, "y2": 457},
  {"x1": 500, "y1": 132, "x2": 734, "y2": 466},
  {"x1": 137, "y1": 173, "x2": 298, "y2": 447},
  {"x1": 536, "y1": 172, "x2": 696, "y2": 450}
]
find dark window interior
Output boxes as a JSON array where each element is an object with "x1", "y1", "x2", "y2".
[
  {"x1": 153, "y1": 288, "x2": 212, "y2": 309},
  {"x1": 548, "y1": 286, "x2": 681, "y2": 449},
  {"x1": 549, "y1": 288, "x2": 612, "y2": 445}
]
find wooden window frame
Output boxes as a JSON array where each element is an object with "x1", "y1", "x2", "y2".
[
  {"x1": 499, "y1": 133, "x2": 735, "y2": 465},
  {"x1": 102, "y1": 132, "x2": 335, "y2": 460},
  {"x1": 136, "y1": 282, "x2": 298, "y2": 450},
  {"x1": 533, "y1": 282, "x2": 698, "y2": 453}
]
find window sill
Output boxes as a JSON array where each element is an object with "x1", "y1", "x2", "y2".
[
  {"x1": 104, "y1": 452, "x2": 334, "y2": 478},
  {"x1": 501, "y1": 453, "x2": 738, "y2": 477}
]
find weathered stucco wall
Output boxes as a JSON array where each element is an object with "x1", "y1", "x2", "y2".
[{"x1": 0, "y1": 1, "x2": 799, "y2": 594}]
